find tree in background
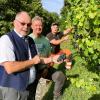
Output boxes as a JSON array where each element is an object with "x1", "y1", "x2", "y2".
[
  {"x1": 0, "y1": 0, "x2": 59, "y2": 36},
  {"x1": 60, "y1": 0, "x2": 100, "y2": 70}
]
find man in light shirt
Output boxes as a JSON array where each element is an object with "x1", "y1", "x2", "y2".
[
  {"x1": 0, "y1": 11, "x2": 60, "y2": 100},
  {"x1": 0, "y1": 11, "x2": 40, "y2": 100}
]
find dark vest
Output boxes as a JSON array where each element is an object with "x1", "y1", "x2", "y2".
[{"x1": 0, "y1": 30, "x2": 37, "y2": 91}]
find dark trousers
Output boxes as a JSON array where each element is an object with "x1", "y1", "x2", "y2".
[{"x1": 27, "y1": 67, "x2": 65, "y2": 100}]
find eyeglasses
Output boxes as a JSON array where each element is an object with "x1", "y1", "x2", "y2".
[{"x1": 16, "y1": 19, "x2": 31, "y2": 27}]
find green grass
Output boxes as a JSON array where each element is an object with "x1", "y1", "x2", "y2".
[{"x1": 44, "y1": 40, "x2": 100, "y2": 100}]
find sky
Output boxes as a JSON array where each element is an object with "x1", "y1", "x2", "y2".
[{"x1": 41, "y1": 0, "x2": 64, "y2": 14}]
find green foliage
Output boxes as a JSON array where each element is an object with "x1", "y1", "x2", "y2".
[
  {"x1": 63, "y1": 56, "x2": 100, "y2": 100},
  {"x1": 44, "y1": 41, "x2": 100, "y2": 100},
  {"x1": 60, "y1": 0, "x2": 100, "y2": 68},
  {"x1": 60, "y1": 40, "x2": 100, "y2": 100},
  {"x1": 0, "y1": 0, "x2": 59, "y2": 36}
]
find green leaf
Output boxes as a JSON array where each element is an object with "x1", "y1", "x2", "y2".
[
  {"x1": 98, "y1": 59, "x2": 100, "y2": 64},
  {"x1": 86, "y1": 40, "x2": 94, "y2": 47},
  {"x1": 88, "y1": 48, "x2": 94, "y2": 53},
  {"x1": 89, "y1": 12, "x2": 97, "y2": 19},
  {"x1": 84, "y1": 20, "x2": 89, "y2": 29},
  {"x1": 78, "y1": 21, "x2": 83, "y2": 26},
  {"x1": 94, "y1": 28, "x2": 100, "y2": 34},
  {"x1": 94, "y1": 41, "x2": 100, "y2": 51},
  {"x1": 93, "y1": 18, "x2": 100, "y2": 25},
  {"x1": 93, "y1": 54, "x2": 98, "y2": 60},
  {"x1": 84, "y1": 50, "x2": 88, "y2": 56},
  {"x1": 76, "y1": 82, "x2": 81, "y2": 88}
]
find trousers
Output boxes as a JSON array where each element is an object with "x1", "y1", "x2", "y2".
[
  {"x1": 0, "y1": 86, "x2": 29, "y2": 100},
  {"x1": 27, "y1": 67, "x2": 65, "y2": 100}
]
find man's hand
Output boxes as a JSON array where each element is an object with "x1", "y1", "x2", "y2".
[
  {"x1": 32, "y1": 55, "x2": 40, "y2": 64},
  {"x1": 62, "y1": 35, "x2": 69, "y2": 41},
  {"x1": 63, "y1": 28, "x2": 73, "y2": 35}
]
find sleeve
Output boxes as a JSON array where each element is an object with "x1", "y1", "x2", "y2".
[
  {"x1": 0, "y1": 35, "x2": 15, "y2": 63},
  {"x1": 58, "y1": 32, "x2": 64, "y2": 38},
  {"x1": 46, "y1": 33, "x2": 54, "y2": 41}
]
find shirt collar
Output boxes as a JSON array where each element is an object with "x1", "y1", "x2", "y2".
[{"x1": 14, "y1": 29, "x2": 24, "y2": 38}]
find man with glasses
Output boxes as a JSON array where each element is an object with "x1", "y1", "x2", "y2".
[
  {"x1": 0, "y1": 11, "x2": 61, "y2": 100},
  {"x1": 0, "y1": 11, "x2": 41, "y2": 100}
]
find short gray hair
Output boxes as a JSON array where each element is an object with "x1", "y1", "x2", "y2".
[{"x1": 32, "y1": 16, "x2": 44, "y2": 23}]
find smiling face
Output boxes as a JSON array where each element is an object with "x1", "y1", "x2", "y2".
[
  {"x1": 13, "y1": 11, "x2": 31, "y2": 36},
  {"x1": 31, "y1": 19, "x2": 43, "y2": 37},
  {"x1": 51, "y1": 24, "x2": 59, "y2": 35}
]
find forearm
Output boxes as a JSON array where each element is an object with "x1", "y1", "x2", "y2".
[
  {"x1": 3, "y1": 60, "x2": 34, "y2": 74},
  {"x1": 40, "y1": 54, "x2": 60, "y2": 64},
  {"x1": 63, "y1": 28, "x2": 73, "y2": 35},
  {"x1": 3, "y1": 55, "x2": 40, "y2": 74},
  {"x1": 50, "y1": 39, "x2": 63, "y2": 45}
]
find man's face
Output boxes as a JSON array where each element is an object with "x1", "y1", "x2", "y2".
[
  {"x1": 31, "y1": 20, "x2": 43, "y2": 36},
  {"x1": 14, "y1": 13, "x2": 31, "y2": 36},
  {"x1": 51, "y1": 25, "x2": 59, "y2": 34}
]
